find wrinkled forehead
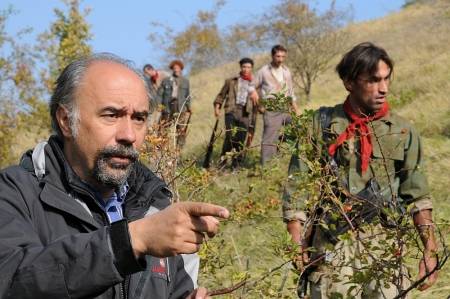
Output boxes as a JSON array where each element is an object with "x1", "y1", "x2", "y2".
[{"x1": 75, "y1": 61, "x2": 149, "y2": 110}]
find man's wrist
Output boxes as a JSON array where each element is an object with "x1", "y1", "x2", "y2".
[
  {"x1": 128, "y1": 220, "x2": 147, "y2": 258},
  {"x1": 109, "y1": 219, "x2": 146, "y2": 276}
]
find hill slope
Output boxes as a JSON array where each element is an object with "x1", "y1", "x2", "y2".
[{"x1": 183, "y1": 1, "x2": 450, "y2": 298}]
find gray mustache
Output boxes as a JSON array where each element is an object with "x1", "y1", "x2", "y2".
[{"x1": 98, "y1": 145, "x2": 139, "y2": 162}]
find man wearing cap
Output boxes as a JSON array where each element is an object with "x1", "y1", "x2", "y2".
[{"x1": 158, "y1": 60, "x2": 191, "y2": 148}]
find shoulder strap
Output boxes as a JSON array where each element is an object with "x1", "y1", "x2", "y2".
[
  {"x1": 318, "y1": 106, "x2": 341, "y2": 176},
  {"x1": 31, "y1": 141, "x2": 48, "y2": 180},
  {"x1": 318, "y1": 106, "x2": 334, "y2": 143}
]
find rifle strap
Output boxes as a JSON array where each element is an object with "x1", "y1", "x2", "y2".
[
  {"x1": 318, "y1": 106, "x2": 334, "y2": 144},
  {"x1": 318, "y1": 106, "x2": 340, "y2": 173}
]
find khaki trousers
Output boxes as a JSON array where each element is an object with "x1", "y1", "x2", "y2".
[
  {"x1": 308, "y1": 225, "x2": 410, "y2": 299},
  {"x1": 261, "y1": 111, "x2": 291, "y2": 164}
]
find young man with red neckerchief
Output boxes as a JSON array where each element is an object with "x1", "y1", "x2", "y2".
[
  {"x1": 213, "y1": 57, "x2": 259, "y2": 169},
  {"x1": 283, "y1": 42, "x2": 437, "y2": 298}
]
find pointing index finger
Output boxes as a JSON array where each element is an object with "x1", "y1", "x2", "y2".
[{"x1": 182, "y1": 202, "x2": 230, "y2": 219}]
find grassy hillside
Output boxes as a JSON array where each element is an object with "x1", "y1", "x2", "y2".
[{"x1": 181, "y1": 1, "x2": 450, "y2": 298}]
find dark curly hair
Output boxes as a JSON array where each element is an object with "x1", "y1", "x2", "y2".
[
  {"x1": 239, "y1": 57, "x2": 254, "y2": 66},
  {"x1": 169, "y1": 60, "x2": 184, "y2": 70},
  {"x1": 336, "y1": 42, "x2": 394, "y2": 83}
]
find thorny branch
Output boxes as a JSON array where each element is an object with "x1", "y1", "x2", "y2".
[{"x1": 143, "y1": 106, "x2": 449, "y2": 297}]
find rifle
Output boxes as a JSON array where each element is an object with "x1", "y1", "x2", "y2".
[
  {"x1": 202, "y1": 116, "x2": 220, "y2": 169},
  {"x1": 297, "y1": 253, "x2": 325, "y2": 299},
  {"x1": 241, "y1": 99, "x2": 259, "y2": 163},
  {"x1": 179, "y1": 95, "x2": 192, "y2": 131},
  {"x1": 296, "y1": 216, "x2": 317, "y2": 298},
  {"x1": 203, "y1": 95, "x2": 227, "y2": 169},
  {"x1": 297, "y1": 267, "x2": 311, "y2": 299},
  {"x1": 245, "y1": 103, "x2": 258, "y2": 148},
  {"x1": 180, "y1": 110, "x2": 192, "y2": 134}
]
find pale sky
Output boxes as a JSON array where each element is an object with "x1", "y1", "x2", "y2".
[{"x1": 3, "y1": 0, "x2": 404, "y2": 69}]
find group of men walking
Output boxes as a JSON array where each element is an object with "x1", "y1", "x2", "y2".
[
  {"x1": 213, "y1": 44, "x2": 300, "y2": 168},
  {"x1": 144, "y1": 44, "x2": 300, "y2": 168}
]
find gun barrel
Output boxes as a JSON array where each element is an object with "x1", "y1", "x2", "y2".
[{"x1": 203, "y1": 119, "x2": 219, "y2": 169}]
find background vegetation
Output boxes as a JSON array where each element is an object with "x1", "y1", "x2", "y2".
[
  {"x1": 1, "y1": 0, "x2": 449, "y2": 297},
  {"x1": 179, "y1": 1, "x2": 450, "y2": 297}
]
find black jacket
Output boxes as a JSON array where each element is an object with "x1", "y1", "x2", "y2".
[{"x1": 0, "y1": 136, "x2": 198, "y2": 298}]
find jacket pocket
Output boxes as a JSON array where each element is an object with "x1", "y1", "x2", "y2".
[
  {"x1": 7, "y1": 264, "x2": 70, "y2": 298},
  {"x1": 371, "y1": 135, "x2": 405, "y2": 189}
]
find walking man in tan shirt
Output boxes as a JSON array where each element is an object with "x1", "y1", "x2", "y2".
[{"x1": 254, "y1": 45, "x2": 300, "y2": 164}]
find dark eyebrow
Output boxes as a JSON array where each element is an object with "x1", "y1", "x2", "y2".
[
  {"x1": 100, "y1": 106, "x2": 149, "y2": 117},
  {"x1": 100, "y1": 106, "x2": 126, "y2": 114},
  {"x1": 132, "y1": 111, "x2": 149, "y2": 119}
]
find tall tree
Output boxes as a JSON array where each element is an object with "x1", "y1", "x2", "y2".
[
  {"x1": 0, "y1": 0, "x2": 92, "y2": 167},
  {"x1": 0, "y1": 6, "x2": 43, "y2": 167},
  {"x1": 260, "y1": 0, "x2": 350, "y2": 102},
  {"x1": 38, "y1": 0, "x2": 92, "y2": 93},
  {"x1": 148, "y1": 0, "x2": 225, "y2": 73}
]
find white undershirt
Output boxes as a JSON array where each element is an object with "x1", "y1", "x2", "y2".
[
  {"x1": 236, "y1": 78, "x2": 255, "y2": 106},
  {"x1": 271, "y1": 66, "x2": 284, "y2": 84}
]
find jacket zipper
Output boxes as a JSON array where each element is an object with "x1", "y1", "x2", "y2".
[
  {"x1": 73, "y1": 181, "x2": 167, "y2": 299},
  {"x1": 71, "y1": 185, "x2": 129, "y2": 299},
  {"x1": 121, "y1": 201, "x2": 130, "y2": 299}
]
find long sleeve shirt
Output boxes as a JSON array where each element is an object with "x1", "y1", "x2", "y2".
[{"x1": 283, "y1": 103, "x2": 433, "y2": 223}]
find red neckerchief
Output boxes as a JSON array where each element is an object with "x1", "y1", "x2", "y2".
[
  {"x1": 328, "y1": 99, "x2": 389, "y2": 173},
  {"x1": 151, "y1": 71, "x2": 159, "y2": 84},
  {"x1": 240, "y1": 71, "x2": 252, "y2": 82}
]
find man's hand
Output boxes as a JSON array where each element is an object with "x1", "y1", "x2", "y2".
[
  {"x1": 291, "y1": 101, "x2": 301, "y2": 116},
  {"x1": 287, "y1": 220, "x2": 310, "y2": 271},
  {"x1": 417, "y1": 251, "x2": 438, "y2": 291},
  {"x1": 129, "y1": 202, "x2": 230, "y2": 258},
  {"x1": 214, "y1": 108, "x2": 221, "y2": 118},
  {"x1": 250, "y1": 90, "x2": 259, "y2": 106},
  {"x1": 413, "y1": 209, "x2": 439, "y2": 291},
  {"x1": 186, "y1": 287, "x2": 210, "y2": 299},
  {"x1": 214, "y1": 103, "x2": 221, "y2": 118}
]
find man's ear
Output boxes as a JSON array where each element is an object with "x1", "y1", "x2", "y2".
[
  {"x1": 55, "y1": 105, "x2": 72, "y2": 138},
  {"x1": 343, "y1": 80, "x2": 353, "y2": 92}
]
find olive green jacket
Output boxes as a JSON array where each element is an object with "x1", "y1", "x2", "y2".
[
  {"x1": 214, "y1": 77, "x2": 255, "y2": 116},
  {"x1": 283, "y1": 103, "x2": 433, "y2": 222}
]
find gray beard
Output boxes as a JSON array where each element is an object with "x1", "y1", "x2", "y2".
[{"x1": 92, "y1": 144, "x2": 139, "y2": 188}]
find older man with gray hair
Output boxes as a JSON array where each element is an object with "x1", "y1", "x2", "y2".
[{"x1": 0, "y1": 53, "x2": 229, "y2": 299}]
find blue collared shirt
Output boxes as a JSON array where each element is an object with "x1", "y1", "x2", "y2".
[{"x1": 97, "y1": 183, "x2": 129, "y2": 224}]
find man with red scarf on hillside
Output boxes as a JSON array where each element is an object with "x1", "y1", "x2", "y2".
[
  {"x1": 143, "y1": 64, "x2": 167, "y2": 125},
  {"x1": 143, "y1": 64, "x2": 166, "y2": 108},
  {"x1": 283, "y1": 42, "x2": 437, "y2": 298},
  {"x1": 213, "y1": 58, "x2": 259, "y2": 169}
]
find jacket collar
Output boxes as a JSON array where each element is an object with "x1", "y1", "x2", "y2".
[{"x1": 21, "y1": 135, "x2": 167, "y2": 210}]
